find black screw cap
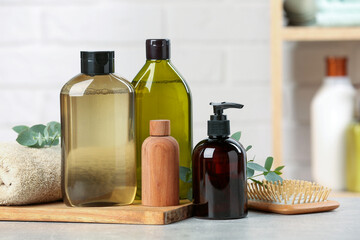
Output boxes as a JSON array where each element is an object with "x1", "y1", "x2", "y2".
[
  {"x1": 146, "y1": 39, "x2": 170, "y2": 60},
  {"x1": 81, "y1": 51, "x2": 114, "y2": 75}
]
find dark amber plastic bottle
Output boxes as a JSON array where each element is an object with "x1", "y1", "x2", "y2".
[{"x1": 192, "y1": 102, "x2": 247, "y2": 219}]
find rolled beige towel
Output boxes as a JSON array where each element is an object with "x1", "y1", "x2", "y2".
[{"x1": 0, "y1": 143, "x2": 61, "y2": 205}]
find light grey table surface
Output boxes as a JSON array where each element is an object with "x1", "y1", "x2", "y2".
[{"x1": 0, "y1": 198, "x2": 359, "y2": 240}]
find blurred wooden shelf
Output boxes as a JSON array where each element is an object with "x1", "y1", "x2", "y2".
[
  {"x1": 282, "y1": 27, "x2": 360, "y2": 41},
  {"x1": 271, "y1": 0, "x2": 360, "y2": 166}
]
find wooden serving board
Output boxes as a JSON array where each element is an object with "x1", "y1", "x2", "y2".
[{"x1": 0, "y1": 200, "x2": 193, "y2": 225}]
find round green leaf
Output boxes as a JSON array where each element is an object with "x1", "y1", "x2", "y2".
[
  {"x1": 12, "y1": 125, "x2": 29, "y2": 134},
  {"x1": 230, "y1": 132, "x2": 241, "y2": 141},
  {"x1": 16, "y1": 129, "x2": 37, "y2": 146},
  {"x1": 30, "y1": 124, "x2": 46, "y2": 135},
  {"x1": 264, "y1": 171, "x2": 283, "y2": 183},
  {"x1": 247, "y1": 168, "x2": 255, "y2": 178},
  {"x1": 50, "y1": 138, "x2": 60, "y2": 146},
  {"x1": 247, "y1": 162, "x2": 268, "y2": 172},
  {"x1": 45, "y1": 121, "x2": 61, "y2": 138},
  {"x1": 180, "y1": 166, "x2": 191, "y2": 183}
]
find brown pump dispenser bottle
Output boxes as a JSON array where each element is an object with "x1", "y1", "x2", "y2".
[
  {"x1": 192, "y1": 102, "x2": 248, "y2": 219},
  {"x1": 141, "y1": 120, "x2": 180, "y2": 207}
]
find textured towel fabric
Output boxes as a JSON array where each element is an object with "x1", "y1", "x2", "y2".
[
  {"x1": 0, "y1": 143, "x2": 61, "y2": 205},
  {"x1": 317, "y1": 13, "x2": 360, "y2": 26}
]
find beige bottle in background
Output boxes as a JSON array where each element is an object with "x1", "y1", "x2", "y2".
[{"x1": 141, "y1": 120, "x2": 179, "y2": 207}]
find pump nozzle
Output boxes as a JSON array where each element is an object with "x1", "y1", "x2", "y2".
[
  {"x1": 208, "y1": 102, "x2": 244, "y2": 138},
  {"x1": 210, "y1": 102, "x2": 244, "y2": 115}
]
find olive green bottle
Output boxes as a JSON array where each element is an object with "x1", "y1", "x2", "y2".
[{"x1": 132, "y1": 39, "x2": 192, "y2": 199}]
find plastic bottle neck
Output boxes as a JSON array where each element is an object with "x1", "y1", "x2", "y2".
[
  {"x1": 323, "y1": 76, "x2": 351, "y2": 86},
  {"x1": 209, "y1": 135, "x2": 229, "y2": 140},
  {"x1": 146, "y1": 59, "x2": 170, "y2": 64}
]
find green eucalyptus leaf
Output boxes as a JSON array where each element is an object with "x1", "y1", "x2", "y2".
[
  {"x1": 37, "y1": 132, "x2": 43, "y2": 145},
  {"x1": 45, "y1": 122, "x2": 61, "y2": 137},
  {"x1": 180, "y1": 166, "x2": 191, "y2": 183},
  {"x1": 31, "y1": 132, "x2": 46, "y2": 148},
  {"x1": 245, "y1": 145, "x2": 252, "y2": 152},
  {"x1": 185, "y1": 167, "x2": 192, "y2": 183},
  {"x1": 274, "y1": 171, "x2": 283, "y2": 175},
  {"x1": 30, "y1": 124, "x2": 46, "y2": 135},
  {"x1": 230, "y1": 132, "x2": 241, "y2": 141},
  {"x1": 50, "y1": 121, "x2": 61, "y2": 133},
  {"x1": 275, "y1": 165, "x2": 285, "y2": 171},
  {"x1": 16, "y1": 129, "x2": 37, "y2": 146},
  {"x1": 264, "y1": 171, "x2": 283, "y2": 183},
  {"x1": 187, "y1": 187, "x2": 193, "y2": 201},
  {"x1": 247, "y1": 162, "x2": 268, "y2": 172},
  {"x1": 44, "y1": 127, "x2": 50, "y2": 142},
  {"x1": 247, "y1": 168, "x2": 255, "y2": 178},
  {"x1": 249, "y1": 178, "x2": 263, "y2": 185},
  {"x1": 12, "y1": 125, "x2": 29, "y2": 134},
  {"x1": 264, "y1": 157, "x2": 274, "y2": 171},
  {"x1": 51, "y1": 138, "x2": 60, "y2": 146}
]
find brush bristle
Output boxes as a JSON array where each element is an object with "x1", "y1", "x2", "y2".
[{"x1": 247, "y1": 180, "x2": 332, "y2": 205}]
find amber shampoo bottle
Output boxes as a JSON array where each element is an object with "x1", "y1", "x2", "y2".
[
  {"x1": 192, "y1": 102, "x2": 247, "y2": 219},
  {"x1": 60, "y1": 51, "x2": 136, "y2": 207}
]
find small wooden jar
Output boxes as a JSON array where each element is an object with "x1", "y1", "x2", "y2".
[{"x1": 141, "y1": 120, "x2": 179, "y2": 207}]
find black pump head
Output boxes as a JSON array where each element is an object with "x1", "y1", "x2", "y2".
[{"x1": 208, "y1": 102, "x2": 244, "y2": 138}]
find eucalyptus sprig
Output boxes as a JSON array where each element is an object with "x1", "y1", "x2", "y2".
[
  {"x1": 231, "y1": 131, "x2": 284, "y2": 184},
  {"x1": 13, "y1": 121, "x2": 61, "y2": 148}
]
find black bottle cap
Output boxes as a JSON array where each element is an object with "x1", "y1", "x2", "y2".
[
  {"x1": 146, "y1": 39, "x2": 170, "y2": 60},
  {"x1": 208, "y1": 102, "x2": 244, "y2": 138},
  {"x1": 81, "y1": 51, "x2": 114, "y2": 75}
]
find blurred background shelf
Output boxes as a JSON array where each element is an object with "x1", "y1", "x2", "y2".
[{"x1": 271, "y1": 0, "x2": 360, "y2": 166}]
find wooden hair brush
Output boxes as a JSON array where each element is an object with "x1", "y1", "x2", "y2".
[{"x1": 247, "y1": 180, "x2": 340, "y2": 214}]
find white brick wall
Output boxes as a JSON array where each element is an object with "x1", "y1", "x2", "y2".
[{"x1": 1, "y1": 0, "x2": 338, "y2": 180}]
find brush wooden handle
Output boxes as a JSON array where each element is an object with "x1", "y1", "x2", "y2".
[{"x1": 248, "y1": 200, "x2": 340, "y2": 215}]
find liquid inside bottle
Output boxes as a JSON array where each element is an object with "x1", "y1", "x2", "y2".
[
  {"x1": 132, "y1": 39, "x2": 192, "y2": 199},
  {"x1": 193, "y1": 138, "x2": 248, "y2": 219},
  {"x1": 60, "y1": 52, "x2": 136, "y2": 207}
]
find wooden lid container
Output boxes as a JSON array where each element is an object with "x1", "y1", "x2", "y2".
[
  {"x1": 149, "y1": 120, "x2": 170, "y2": 136},
  {"x1": 142, "y1": 120, "x2": 179, "y2": 207}
]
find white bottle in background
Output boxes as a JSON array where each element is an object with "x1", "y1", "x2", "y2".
[{"x1": 311, "y1": 57, "x2": 356, "y2": 190}]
